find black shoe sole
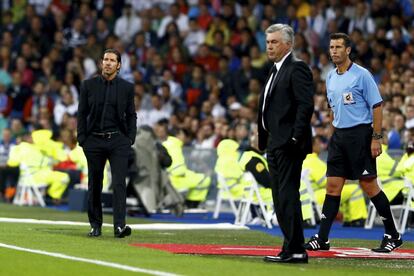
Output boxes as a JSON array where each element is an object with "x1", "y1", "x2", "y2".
[
  {"x1": 371, "y1": 243, "x2": 403, "y2": 253},
  {"x1": 263, "y1": 256, "x2": 308, "y2": 264}
]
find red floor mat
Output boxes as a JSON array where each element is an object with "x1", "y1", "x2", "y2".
[{"x1": 131, "y1": 243, "x2": 414, "y2": 259}]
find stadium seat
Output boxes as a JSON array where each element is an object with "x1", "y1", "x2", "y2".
[
  {"x1": 364, "y1": 178, "x2": 413, "y2": 233},
  {"x1": 301, "y1": 169, "x2": 322, "y2": 226},
  {"x1": 397, "y1": 178, "x2": 414, "y2": 234},
  {"x1": 234, "y1": 172, "x2": 274, "y2": 228},
  {"x1": 13, "y1": 170, "x2": 47, "y2": 207},
  {"x1": 213, "y1": 173, "x2": 240, "y2": 220}
]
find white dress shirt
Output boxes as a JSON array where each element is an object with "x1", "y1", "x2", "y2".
[{"x1": 262, "y1": 51, "x2": 292, "y2": 131}]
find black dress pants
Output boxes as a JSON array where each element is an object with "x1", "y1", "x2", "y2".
[
  {"x1": 82, "y1": 133, "x2": 131, "y2": 230},
  {"x1": 267, "y1": 147, "x2": 306, "y2": 254}
]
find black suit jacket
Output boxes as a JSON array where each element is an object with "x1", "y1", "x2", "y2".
[
  {"x1": 257, "y1": 54, "x2": 314, "y2": 153},
  {"x1": 77, "y1": 75, "x2": 137, "y2": 146}
]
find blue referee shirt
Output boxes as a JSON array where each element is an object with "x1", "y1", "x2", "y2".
[{"x1": 326, "y1": 63, "x2": 383, "y2": 128}]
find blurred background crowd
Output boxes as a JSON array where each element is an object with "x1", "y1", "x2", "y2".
[{"x1": 1, "y1": 0, "x2": 414, "y2": 206}]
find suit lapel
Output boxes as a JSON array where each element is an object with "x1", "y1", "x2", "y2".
[
  {"x1": 95, "y1": 77, "x2": 103, "y2": 104},
  {"x1": 269, "y1": 54, "x2": 292, "y2": 96},
  {"x1": 264, "y1": 54, "x2": 292, "y2": 111},
  {"x1": 259, "y1": 65, "x2": 275, "y2": 108}
]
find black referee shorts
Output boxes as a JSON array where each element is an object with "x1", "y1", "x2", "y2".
[{"x1": 326, "y1": 123, "x2": 377, "y2": 180}]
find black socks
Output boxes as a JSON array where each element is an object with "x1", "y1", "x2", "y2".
[
  {"x1": 316, "y1": 191, "x2": 399, "y2": 241},
  {"x1": 318, "y1": 194, "x2": 341, "y2": 241},
  {"x1": 370, "y1": 191, "x2": 399, "y2": 238}
]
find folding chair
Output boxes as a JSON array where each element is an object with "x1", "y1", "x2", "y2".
[
  {"x1": 213, "y1": 173, "x2": 240, "y2": 220},
  {"x1": 13, "y1": 170, "x2": 47, "y2": 207},
  {"x1": 235, "y1": 172, "x2": 274, "y2": 228},
  {"x1": 365, "y1": 178, "x2": 405, "y2": 231},
  {"x1": 301, "y1": 169, "x2": 322, "y2": 226},
  {"x1": 397, "y1": 178, "x2": 414, "y2": 234}
]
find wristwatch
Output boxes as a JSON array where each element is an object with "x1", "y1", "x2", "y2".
[{"x1": 372, "y1": 132, "x2": 383, "y2": 140}]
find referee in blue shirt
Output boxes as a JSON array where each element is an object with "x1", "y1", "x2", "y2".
[{"x1": 305, "y1": 33, "x2": 402, "y2": 253}]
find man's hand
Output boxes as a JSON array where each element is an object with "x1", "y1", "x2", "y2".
[{"x1": 371, "y1": 139, "x2": 382, "y2": 158}]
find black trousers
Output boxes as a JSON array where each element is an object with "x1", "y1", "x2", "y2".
[
  {"x1": 82, "y1": 133, "x2": 131, "y2": 230},
  {"x1": 267, "y1": 147, "x2": 305, "y2": 254}
]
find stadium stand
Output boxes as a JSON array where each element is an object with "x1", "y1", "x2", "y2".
[{"x1": 0, "y1": 0, "x2": 413, "y2": 229}]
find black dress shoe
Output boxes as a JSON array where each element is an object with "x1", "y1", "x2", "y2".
[
  {"x1": 114, "y1": 226, "x2": 132, "y2": 238},
  {"x1": 264, "y1": 252, "x2": 308, "y2": 264},
  {"x1": 88, "y1": 227, "x2": 102, "y2": 237}
]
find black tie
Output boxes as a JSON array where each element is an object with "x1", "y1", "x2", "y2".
[
  {"x1": 262, "y1": 65, "x2": 277, "y2": 130},
  {"x1": 264, "y1": 65, "x2": 277, "y2": 105},
  {"x1": 270, "y1": 65, "x2": 277, "y2": 85}
]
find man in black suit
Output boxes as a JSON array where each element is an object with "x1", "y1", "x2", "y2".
[
  {"x1": 258, "y1": 24, "x2": 314, "y2": 263},
  {"x1": 77, "y1": 49, "x2": 137, "y2": 238}
]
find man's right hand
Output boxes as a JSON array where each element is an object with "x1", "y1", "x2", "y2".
[{"x1": 371, "y1": 139, "x2": 382, "y2": 158}]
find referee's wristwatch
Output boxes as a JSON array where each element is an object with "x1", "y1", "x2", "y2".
[{"x1": 372, "y1": 132, "x2": 383, "y2": 140}]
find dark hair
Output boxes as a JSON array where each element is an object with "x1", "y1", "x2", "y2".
[
  {"x1": 312, "y1": 135, "x2": 327, "y2": 144},
  {"x1": 329, "y1": 33, "x2": 352, "y2": 48},
  {"x1": 156, "y1": 118, "x2": 169, "y2": 126},
  {"x1": 139, "y1": 125, "x2": 156, "y2": 138},
  {"x1": 160, "y1": 82, "x2": 170, "y2": 89},
  {"x1": 172, "y1": 127, "x2": 190, "y2": 138},
  {"x1": 102, "y1": 48, "x2": 121, "y2": 63}
]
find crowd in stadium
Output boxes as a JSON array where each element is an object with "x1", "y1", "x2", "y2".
[{"x1": 0, "y1": 0, "x2": 414, "y2": 209}]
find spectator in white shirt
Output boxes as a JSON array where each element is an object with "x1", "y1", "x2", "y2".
[
  {"x1": 194, "y1": 121, "x2": 216, "y2": 149},
  {"x1": 348, "y1": 2, "x2": 376, "y2": 36},
  {"x1": 307, "y1": 3, "x2": 327, "y2": 38},
  {"x1": 114, "y1": 4, "x2": 142, "y2": 45},
  {"x1": 209, "y1": 90, "x2": 226, "y2": 119},
  {"x1": 318, "y1": 52, "x2": 335, "y2": 81},
  {"x1": 127, "y1": 0, "x2": 154, "y2": 15},
  {"x1": 53, "y1": 85, "x2": 78, "y2": 126},
  {"x1": 29, "y1": 0, "x2": 51, "y2": 15},
  {"x1": 184, "y1": 18, "x2": 206, "y2": 57},
  {"x1": 157, "y1": 3, "x2": 189, "y2": 38},
  {"x1": 162, "y1": 69, "x2": 183, "y2": 102},
  {"x1": 146, "y1": 94, "x2": 171, "y2": 127},
  {"x1": 134, "y1": 94, "x2": 149, "y2": 128}
]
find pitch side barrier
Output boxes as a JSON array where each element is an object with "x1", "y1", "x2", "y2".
[{"x1": 181, "y1": 148, "x2": 405, "y2": 175}]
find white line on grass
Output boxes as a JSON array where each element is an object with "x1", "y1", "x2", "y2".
[
  {"x1": 0, "y1": 217, "x2": 248, "y2": 230},
  {"x1": 0, "y1": 243, "x2": 181, "y2": 276}
]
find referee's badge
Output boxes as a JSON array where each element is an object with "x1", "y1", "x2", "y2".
[{"x1": 342, "y1": 92, "x2": 356, "y2": 105}]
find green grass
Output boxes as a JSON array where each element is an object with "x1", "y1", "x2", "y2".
[{"x1": 0, "y1": 203, "x2": 413, "y2": 275}]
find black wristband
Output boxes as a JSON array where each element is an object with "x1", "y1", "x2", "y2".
[{"x1": 372, "y1": 132, "x2": 383, "y2": 140}]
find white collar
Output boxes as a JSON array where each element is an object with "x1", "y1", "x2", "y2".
[{"x1": 274, "y1": 51, "x2": 291, "y2": 71}]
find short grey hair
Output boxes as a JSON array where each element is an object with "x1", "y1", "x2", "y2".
[{"x1": 265, "y1": 24, "x2": 295, "y2": 47}]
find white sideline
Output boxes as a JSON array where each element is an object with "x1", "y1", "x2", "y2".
[
  {"x1": 0, "y1": 243, "x2": 180, "y2": 276},
  {"x1": 0, "y1": 217, "x2": 248, "y2": 230}
]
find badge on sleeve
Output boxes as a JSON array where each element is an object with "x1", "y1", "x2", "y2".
[
  {"x1": 342, "y1": 92, "x2": 356, "y2": 105},
  {"x1": 256, "y1": 163, "x2": 265, "y2": 172}
]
